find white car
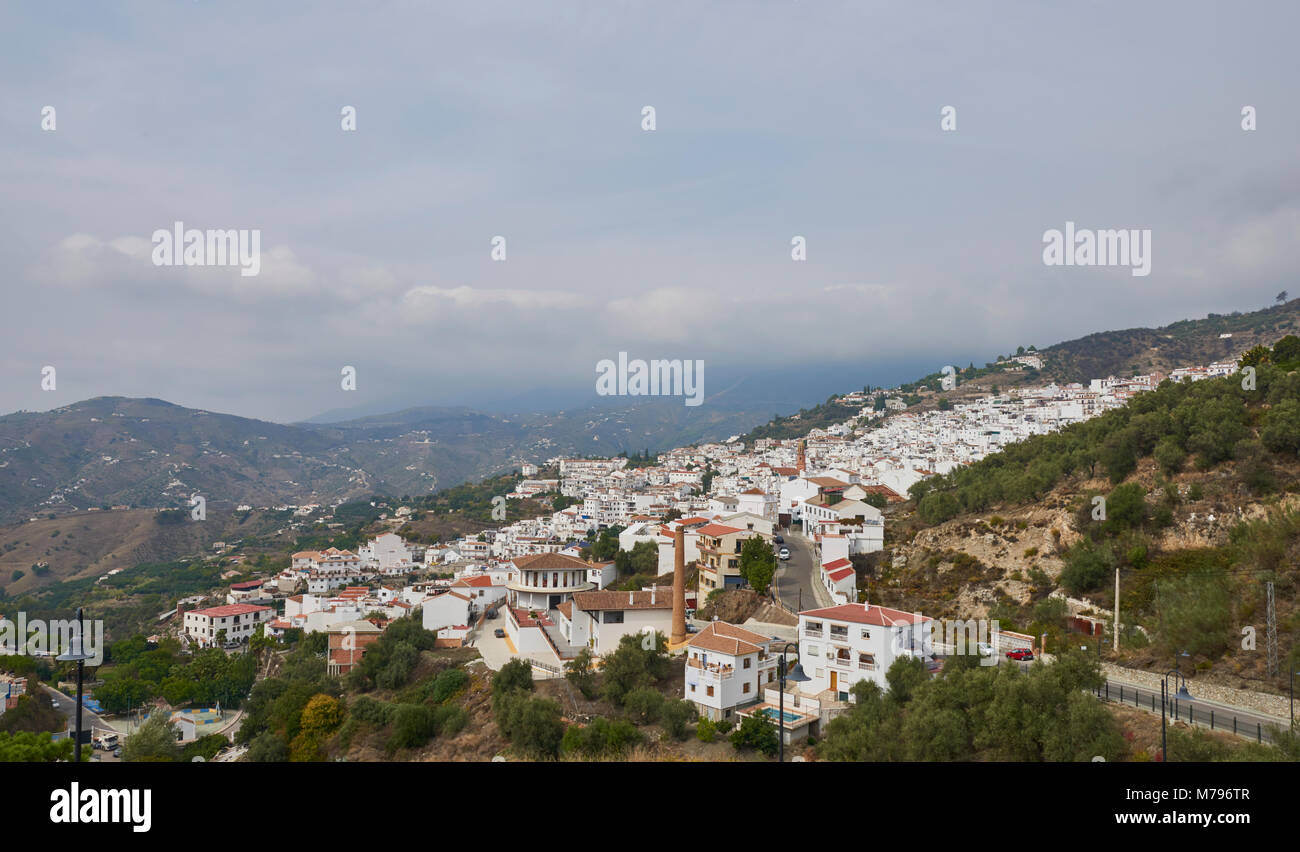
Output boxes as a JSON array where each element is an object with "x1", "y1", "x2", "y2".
[{"x1": 778, "y1": 547, "x2": 791, "y2": 561}]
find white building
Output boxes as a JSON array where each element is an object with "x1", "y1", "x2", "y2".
[
  {"x1": 182, "y1": 603, "x2": 274, "y2": 648},
  {"x1": 560, "y1": 587, "x2": 675, "y2": 656},
  {"x1": 796, "y1": 603, "x2": 932, "y2": 701},
  {"x1": 683, "y1": 621, "x2": 779, "y2": 722}
]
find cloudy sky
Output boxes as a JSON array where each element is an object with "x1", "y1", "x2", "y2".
[{"x1": 2, "y1": 1, "x2": 1297, "y2": 423}]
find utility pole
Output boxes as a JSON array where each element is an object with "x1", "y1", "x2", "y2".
[
  {"x1": 1267, "y1": 581, "x2": 1278, "y2": 678},
  {"x1": 1114, "y1": 567, "x2": 1120, "y2": 652}
]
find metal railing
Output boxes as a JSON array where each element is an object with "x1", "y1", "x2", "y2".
[{"x1": 1096, "y1": 681, "x2": 1283, "y2": 745}]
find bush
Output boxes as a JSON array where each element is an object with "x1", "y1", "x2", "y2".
[
  {"x1": 561, "y1": 717, "x2": 643, "y2": 758},
  {"x1": 729, "y1": 715, "x2": 779, "y2": 757},
  {"x1": 349, "y1": 695, "x2": 395, "y2": 726},
  {"x1": 1060, "y1": 541, "x2": 1114, "y2": 595},
  {"x1": 493, "y1": 659, "x2": 535, "y2": 697},
  {"x1": 696, "y1": 718, "x2": 717, "y2": 743},
  {"x1": 660, "y1": 700, "x2": 698, "y2": 741},
  {"x1": 623, "y1": 687, "x2": 665, "y2": 725},
  {"x1": 246, "y1": 731, "x2": 289, "y2": 762},
  {"x1": 387, "y1": 704, "x2": 436, "y2": 753},
  {"x1": 426, "y1": 668, "x2": 469, "y2": 704},
  {"x1": 495, "y1": 692, "x2": 565, "y2": 760}
]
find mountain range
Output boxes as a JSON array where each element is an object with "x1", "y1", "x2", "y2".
[{"x1": 0, "y1": 299, "x2": 1295, "y2": 525}]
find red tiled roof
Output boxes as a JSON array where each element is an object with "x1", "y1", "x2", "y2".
[
  {"x1": 799, "y1": 603, "x2": 929, "y2": 626},
  {"x1": 694, "y1": 523, "x2": 744, "y2": 537},
  {"x1": 189, "y1": 603, "x2": 272, "y2": 618},
  {"x1": 828, "y1": 566, "x2": 855, "y2": 582},
  {"x1": 822, "y1": 557, "x2": 852, "y2": 571}
]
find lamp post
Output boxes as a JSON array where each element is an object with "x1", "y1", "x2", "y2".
[
  {"x1": 56, "y1": 607, "x2": 92, "y2": 763},
  {"x1": 777, "y1": 641, "x2": 809, "y2": 763},
  {"x1": 1290, "y1": 669, "x2": 1299, "y2": 728},
  {"x1": 1160, "y1": 651, "x2": 1193, "y2": 763}
]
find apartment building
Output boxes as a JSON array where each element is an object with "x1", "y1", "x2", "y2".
[{"x1": 183, "y1": 603, "x2": 274, "y2": 648}]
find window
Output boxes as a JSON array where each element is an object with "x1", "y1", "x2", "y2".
[
  {"x1": 743, "y1": 657, "x2": 752, "y2": 669},
  {"x1": 861, "y1": 629, "x2": 871, "y2": 640},
  {"x1": 689, "y1": 684, "x2": 695, "y2": 692},
  {"x1": 806, "y1": 645, "x2": 820, "y2": 658},
  {"x1": 603, "y1": 611, "x2": 624, "y2": 624},
  {"x1": 743, "y1": 682, "x2": 751, "y2": 693},
  {"x1": 706, "y1": 686, "x2": 714, "y2": 697}
]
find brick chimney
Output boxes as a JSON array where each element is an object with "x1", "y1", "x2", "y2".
[{"x1": 671, "y1": 526, "x2": 687, "y2": 644}]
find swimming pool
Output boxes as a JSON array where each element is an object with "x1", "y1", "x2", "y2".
[{"x1": 754, "y1": 707, "x2": 801, "y2": 724}]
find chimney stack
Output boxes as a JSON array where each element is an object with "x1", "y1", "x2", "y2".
[{"x1": 671, "y1": 526, "x2": 687, "y2": 644}]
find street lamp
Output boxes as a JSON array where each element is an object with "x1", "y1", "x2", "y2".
[
  {"x1": 777, "y1": 641, "x2": 809, "y2": 764},
  {"x1": 1161, "y1": 651, "x2": 1193, "y2": 763},
  {"x1": 56, "y1": 607, "x2": 92, "y2": 763},
  {"x1": 1290, "y1": 669, "x2": 1299, "y2": 728}
]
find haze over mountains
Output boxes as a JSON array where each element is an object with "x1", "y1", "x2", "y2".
[{"x1": 0, "y1": 300, "x2": 1294, "y2": 525}]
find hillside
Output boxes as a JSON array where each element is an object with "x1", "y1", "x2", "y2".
[
  {"x1": 881, "y1": 333, "x2": 1300, "y2": 695},
  {"x1": 0, "y1": 395, "x2": 780, "y2": 525},
  {"x1": 1038, "y1": 298, "x2": 1300, "y2": 384}
]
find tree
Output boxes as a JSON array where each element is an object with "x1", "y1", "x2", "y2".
[
  {"x1": 122, "y1": 713, "x2": 182, "y2": 762},
  {"x1": 622, "y1": 687, "x2": 665, "y2": 725},
  {"x1": 493, "y1": 659, "x2": 535, "y2": 697},
  {"x1": 1277, "y1": 290, "x2": 1289, "y2": 304},
  {"x1": 601, "y1": 632, "x2": 671, "y2": 706},
  {"x1": 1262, "y1": 399, "x2": 1300, "y2": 455},
  {"x1": 660, "y1": 700, "x2": 698, "y2": 741},
  {"x1": 246, "y1": 730, "x2": 289, "y2": 762},
  {"x1": 495, "y1": 692, "x2": 565, "y2": 759},
  {"x1": 739, "y1": 536, "x2": 777, "y2": 595},
  {"x1": 564, "y1": 649, "x2": 597, "y2": 699},
  {"x1": 299, "y1": 694, "x2": 344, "y2": 738},
  {"x1": 1271, "y1": 335, "x2": 1300, "y2": 368},
  {"x1": 0, "y1": 730, "x2": 77, "y2": 762}
]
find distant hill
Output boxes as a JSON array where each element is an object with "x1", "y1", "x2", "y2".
[
  {"x1": 0, "y1": 395, "x2": 780, "y2": 524},
  {"x1": 1038, "y1": 299, "x2": 1300, "y2": 384}
]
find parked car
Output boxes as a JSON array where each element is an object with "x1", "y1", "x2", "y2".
[
  {"x1": 774, "y1": 535, "x2": 784, "y2": 544},
  {"x1": 485, "y1": 609, "x2": 497, "y2": 619},
  {"x1": 976, "y1": 642, "x2": 994, "y2": 657},
  {"x1": 493, "y1": 628, "x2": 505, "y2": 639},
  {"x1": 778, "y1": 547, "x2": 791, "y2": 561},
  {"x1": 1006, "y1": 648, "x2": 1035, "y2": 661},
  {"x1": 112, "y1": 747, "x2": 122, "y2": 758}
]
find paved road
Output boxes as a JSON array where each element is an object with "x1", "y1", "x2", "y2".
[
  {"x1": 773, "y1": 531, "x2": 826, "y2": 613},
  {"x1": 1098, "y1": 677, "x2": 1289, "y2": 745}
]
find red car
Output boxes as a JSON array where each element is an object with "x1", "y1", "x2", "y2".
[{"x1": 1006, "y1": 648, "x2": 1035, "y2": 661}]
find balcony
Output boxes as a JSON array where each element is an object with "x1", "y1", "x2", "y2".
[
  {"x1": 803, "y1": 628, "x2": 824, "y2": 639},
  {"x1": 832, "y1": 656, "x2": 854, "y2": 669},
  {"x1": 686, "y1": 657, "x2": 734, "y2": 679}
]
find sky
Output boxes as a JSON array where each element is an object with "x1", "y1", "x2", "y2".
[{"x1": 2, "y1": 1, "x2": 1297, "y2": 423}]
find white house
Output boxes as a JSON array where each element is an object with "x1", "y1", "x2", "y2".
[
  {"x1": 683, "y1": 621, "x2": 779, "y2": 722},
  {"x1": 796, "y1": 603, "x2": 932, "y2": 701},
  {"x1": 561, "y1": 587, "x2": 675, "y2": 656},
  {"x1": 182, "y1": 603, "x2": 274, "y2": 648}
]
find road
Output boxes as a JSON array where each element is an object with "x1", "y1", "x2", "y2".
[
  {"x1": 1097, "y1": 677, "x2": 1289, "y2": 745},
  {"x1": 41, "y1": 684, "x2": 121, "y2": 760},
  {"x1": 773, "y1": 531, "x2": 827, "y2": 613}
]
